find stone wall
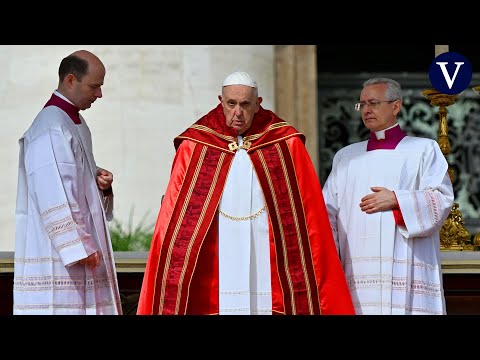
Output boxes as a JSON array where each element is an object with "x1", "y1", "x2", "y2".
[{"x1": 0, "y1": 45, "x2": 275, "y2": 251}]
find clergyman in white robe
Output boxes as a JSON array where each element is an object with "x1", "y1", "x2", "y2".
[
  {"x1": 14, "y1": 91, "x2": 122, "y2": 315},
  {"x1": 322, "y1": 125, "x2": 454, "y2": 315}
]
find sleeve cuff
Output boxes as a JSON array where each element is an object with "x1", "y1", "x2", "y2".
[{"x1": 392, "y1": 191, "x2": 406, "y2": 227}]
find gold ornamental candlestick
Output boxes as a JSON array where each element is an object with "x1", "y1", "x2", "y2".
[{"x1": 421, "y1": 88, "x2": 473, "y2": 251}]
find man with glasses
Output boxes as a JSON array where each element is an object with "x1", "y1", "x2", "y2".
[{"x1": 322, "y1": 77, "x2": 454, "y2": 315}]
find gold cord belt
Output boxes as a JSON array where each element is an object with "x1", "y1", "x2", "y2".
[{"x1": 219, "y1": 205, "x2": 267, "y2": 221}]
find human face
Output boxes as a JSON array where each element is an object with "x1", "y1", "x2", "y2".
[
  {"x1": 359, "y1": 83, "x2": 401, "y2": 132},
  {"x1": 71, "y1": 61, "x2": 105, "y2": 110},
  {"x1": 219, "y1": 85, "x2": 261, "y2": 135}
]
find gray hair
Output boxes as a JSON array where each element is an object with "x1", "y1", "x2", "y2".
[
  {"x1": 363, "y1": 77, "x2": 403, "y2": 102},
  {"x1": 222, "y1": 71, "x2": 259, "y2": 97},
  {"x1": 222, "y1": 85, "x2": 258, "y2": 98}
]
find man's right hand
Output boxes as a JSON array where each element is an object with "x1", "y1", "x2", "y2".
[{"x1": 359, "y1": 187, "x2": 397, "y2": 214}]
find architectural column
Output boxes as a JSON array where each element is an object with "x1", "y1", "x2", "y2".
[{"x1": 275, "y1": 45, "x2": 318, "y2": 175}]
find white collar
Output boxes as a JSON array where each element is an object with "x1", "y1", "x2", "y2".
[
  {"x1": 374, "y1": 123, "x2": 399, "y2": 140},
  {"x1": 54, "y1": 90, "x2": 76, "y2": 106}
]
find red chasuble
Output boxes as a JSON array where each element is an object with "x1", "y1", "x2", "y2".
[{"x1": 137, "y1": 104, "x2": 355, "y2": 315}]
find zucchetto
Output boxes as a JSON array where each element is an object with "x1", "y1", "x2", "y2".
[{"x1": 222, "y1": 71, "x2": 258, "y2": 88}]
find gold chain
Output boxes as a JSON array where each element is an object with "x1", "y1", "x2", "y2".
[{"x1": 219, "y1": 205, "x2": 267, "y2": 221}]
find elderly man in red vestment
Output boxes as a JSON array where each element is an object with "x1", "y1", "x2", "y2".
[{"x1": 137, "y1": 71, "x2": 354, "y2": 315}]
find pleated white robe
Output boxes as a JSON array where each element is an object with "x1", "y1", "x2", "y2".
[
  {"x1": 14, "y1": 101, "x2": 122, "y2": 315},
  {"x1": 322, "y1": 137, "x2": 453, "y2": 315},
  {"x1": 218, "y1": 136, "x2": 272, "y2": 315}
]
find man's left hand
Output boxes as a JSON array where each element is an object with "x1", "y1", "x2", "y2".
[
  {"x1": 96, "y1": 167, "x2": 113, "y2": 191},
  {"x1": 359, "y1": 187, "x2": 397, "y2": 214}
]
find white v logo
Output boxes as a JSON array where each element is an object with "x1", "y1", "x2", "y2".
[{"x1": 436, "y1": 62, "x2": 465, "y2": 89}]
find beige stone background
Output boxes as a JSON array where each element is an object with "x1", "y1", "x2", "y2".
[{"x1": 0, "y1": 45, "x2": 275, "y2": 251}]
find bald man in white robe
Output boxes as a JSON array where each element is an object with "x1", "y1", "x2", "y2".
[{"x1": 14, "y1": 50, "x2": 122, "y2": 315}]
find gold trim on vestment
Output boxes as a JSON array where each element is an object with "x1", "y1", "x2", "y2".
[
  {"x1": 175, "y1": 151, "x2": 227, "y2": 314},
  {"x1": 189, "y1": 125, "x2": 236, "y2": 142},
  {"x1": 274, "y1": 143, "x2": 314, "y2": 314},
  {"x1": 243, "y1": 122, "x2": 290, "y2": 142},
  {"x1": 157, "y1": 145, "x2": 208, "y2": 314},
  {"x1": 257, "y1": 148, "x2": 297, "y2": 314},
  {"x1": 189, "y1": 122, "x2": 292, "y2": 153}
]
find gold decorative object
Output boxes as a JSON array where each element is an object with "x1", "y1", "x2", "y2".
[
  {"x1": 228, "y1": 141, "x2": 239, "y2": 151},
  {"x1": 441, "y1": 203, "x2": 473, "y2": 250},
  {"x1": 421, "y1": 88, "x2": 473, "y2": 251},
  {"x1": 473, "y1": 233, "x2": 480, "y2": 251}
]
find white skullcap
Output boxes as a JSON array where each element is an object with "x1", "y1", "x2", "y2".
[{"x1": 222, "y1": 71, "x2": 258, "y2": 88}]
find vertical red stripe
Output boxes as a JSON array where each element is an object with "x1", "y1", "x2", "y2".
[
  {"x1": 250, "y1": 142, "x2": 320, "y2": 314},
  {"x1": 152, "y1": 146, "x2": 232, "y2": 314}
]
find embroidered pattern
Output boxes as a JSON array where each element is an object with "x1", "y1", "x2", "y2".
[
  {"x1": 14, "y1": 274, "x2": 114, "y2": 291},
  {"x1": 344, "y1": 255, "x2": 443, "y2": 314},
  {"x1": 14, "y1": 257, "x2": 63, "y2": 264},
  {"x1": 425, "y1": 190, "x2": 441, "y2": 227},
  {"x1": 41, "y1": 202, "x2": 79, "y2": 219},
  {"x1": 46, "y1": 216, "x2": 76, "y2": 239},
  {"x1": 41, "y1": 203, "x2": 67, "y2": 218}
]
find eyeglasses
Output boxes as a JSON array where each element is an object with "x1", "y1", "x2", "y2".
[{"x1": 354, "y1": 100, "x2": 398, "y2": 111}]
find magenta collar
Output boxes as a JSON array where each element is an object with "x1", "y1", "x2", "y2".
[
  {"x1": 44, "y1": 93, "x2": 81, "y2": 125},
  {"x1": 367, "y1": 125, "x2": 406, "y2": 151}
]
